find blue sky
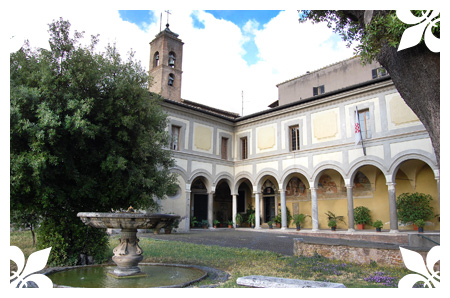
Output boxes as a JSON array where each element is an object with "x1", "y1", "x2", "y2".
[
  {"x1": 9, "y1": 9, "x2": 356, "y2": 115},
  {"x1": 119, "y1": 10, "x2": 282, "y2": 66}
]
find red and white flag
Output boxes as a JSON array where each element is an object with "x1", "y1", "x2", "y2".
[{"x1": 355, "y1": 108, "x2": 362, "y2": 145}]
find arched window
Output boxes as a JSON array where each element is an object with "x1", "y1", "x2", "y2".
[
  {"x1": 168, "y1": 52, "x2": 176, "y2": 68},
  {"x1": 153, "y1": 51, "x2": 159, "y2": 68},
  {"x1": 168, "y1": 74, "x2": 174, "y2": 86}
]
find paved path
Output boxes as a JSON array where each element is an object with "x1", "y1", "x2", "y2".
[{"x1": 140, "y1": 228, "x2": 300, "y2": 256}]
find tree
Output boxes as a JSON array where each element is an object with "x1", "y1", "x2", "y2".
[
  {"x1": 10, "y1": 18, "x2": 178, "y2": 266},
  {"x1": 300, "y1": 10, "x2": 440, "y2": 166}
]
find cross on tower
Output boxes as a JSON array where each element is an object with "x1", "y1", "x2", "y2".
[{"x1": 165, "y1": 10, "x2": 171, "y2": 26}]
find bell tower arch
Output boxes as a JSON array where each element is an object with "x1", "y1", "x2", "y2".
[{"x1": 149, "y1": 23, "x2": 184, "y2": 102}]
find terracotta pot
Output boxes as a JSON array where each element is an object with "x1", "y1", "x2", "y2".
[
  {"x1": 276, "y1": 223, "x2": 281, "y2": 228},
  {"x1": 356, "y1": 224, "x2": 364, "y2": 230},
  {"x1": 228, "y1": 225, "x2": 232, "y2": 228},
  {"x1": 413, "y1": 224, "x2": 419, "y2": 231},
  {"x1": 164, "y1": 229, "x2": 172, "y2": 234}
]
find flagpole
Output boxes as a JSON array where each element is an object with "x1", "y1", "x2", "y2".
[{"x1": 355, "y1": 106, "x2": 366, "y2": 156}]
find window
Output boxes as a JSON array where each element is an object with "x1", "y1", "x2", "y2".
[
  {"x1": 221, "y1": 137, "x2": 228, "y2": 160},
  {"x1": 168, "y1": 74, "x2": 174, "y2": 86},
  {"x1": 313, "y1": 85, "x2": 325, "y2": 96},
  {"x1": 372, "y1": 67, "x2": 387, "y2": 79},
  {"x1": 171, "y1": 125, "x2": 181, "y2": 150},
  {"x1": 168, "y1": 52, "x2": 176, "y2": 68},
  {"x1": 358, "y1": 109, "x2": 371, "y2": 140},
  {"x1": 240, "y1": 137, "x2": 248, "y2": 160},
  {"x1": 289, "y1": 125, "x2": 300, "y2": 151},
  {"x1": 153, "y1": 51, "x2": 159, "y2": 67}
]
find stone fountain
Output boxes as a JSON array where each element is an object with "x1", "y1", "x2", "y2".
[{"x1": 77, "y1": 208, "x2": 179, "y2": 278}]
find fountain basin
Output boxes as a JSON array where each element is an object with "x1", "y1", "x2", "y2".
[
  {"x1": 77, "y1": 212, "x2": 179, "y2": 230},
  {"x1": 77, "y1": 212, "x2": 180, "y2": 278},
  {"x1": 47, "y1": 263, "x2": 207, "y2": 288}
]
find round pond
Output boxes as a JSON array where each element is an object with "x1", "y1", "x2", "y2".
[{"x1": 48, "y1": 264, "x2": 206, "y2": 288}]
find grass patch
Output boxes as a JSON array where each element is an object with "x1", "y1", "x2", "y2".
[{"x1": 11, "y1": 231, "x2": 412, "y2": 288}]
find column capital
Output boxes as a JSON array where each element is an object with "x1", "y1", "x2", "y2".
[
  {"x1": 309, "y1": 187, "x2": 317, "y2": 191},
  {"x1": 345, "y1": 184, "x2": 353, "y2": 189},
  {"x1": 386, "y1": 182, "x2": 396, "y2": 190},
  {"x1": 279, "y1": 189, "x2": 286, "y2": 194}
]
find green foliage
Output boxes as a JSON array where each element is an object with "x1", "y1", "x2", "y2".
[
  {"x1": 396, "y1": 192, "x2": 434, "y2": 224},
  {"x1": 299, "y1": 10, "x2": 440, "y2": 63},
  {"x1": 190, "y1": 216, "x2": 199, "y2": 227},
  {"x1": 10, "y1": 18, "x2": 177, "y2": 266},
  {"x1": 414, "y1": 219, "x2": 426, "y2": 228},
  {"x1": 328, "y1": 219, "x2": 337, "y2": 228},
  {"x1": 353, "y1": 206, "x2": 372, "y2": 225},
  {"x1": 247, "y1": 213, "x2": 255, "y2": 225},
  {"x1": 201, "y1": 220, "x2": 209, "y2": 227},
  {"x1": 235, "y1": 213, "x2": 243, "y2": 225},
  {"x1": 36, "y1": 217, "x2": 109, "y2": 266},
  {"x1": 293, "y1": 213, "x2": 311, "y2": 225},
  {"x1": 325, "y1": 211, "x2": 346, "y2": 225},
  {"x1": 372, "y1": 220, "x2": 383, "y2": 229}
]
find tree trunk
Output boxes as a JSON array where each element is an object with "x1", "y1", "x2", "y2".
[
  {"x1": 345, "y1": 10, "x2": 440, "y2": 166},
  {"x1": 376, "y1": 42, "x2": 439, "y2": 166}
]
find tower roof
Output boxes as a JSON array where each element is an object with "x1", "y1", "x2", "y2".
[{"x1": 155, "y1": 24, "x2": 180, "y2": 39}]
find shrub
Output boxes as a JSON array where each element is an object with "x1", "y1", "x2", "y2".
[
  {"x1": 353, "y1": 206, "x2": 372, "y2": 225},
  {"x1": 373, "y1": 220, "x2": 383, "y2": 229},
  {"x1": 396, "y1": 192, "x2": 434, "y2": 224}
]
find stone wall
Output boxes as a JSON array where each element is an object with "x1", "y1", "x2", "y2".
[{"x1": 293, "y1": 239, "x2": 430, "y2": 268}]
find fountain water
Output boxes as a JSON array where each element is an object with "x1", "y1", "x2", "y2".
[{"x1": 44, "y1": 210, "x2": 212, "y2": 288}]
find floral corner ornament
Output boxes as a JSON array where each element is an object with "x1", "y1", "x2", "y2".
[
  {"x1": 10, "y1": 246, "x2": 54, "y2": 288},
  {"x1": 396, "y1": 10, "x2": 440, "y2": 53},
  {"x1": 398, "y1": 246, "x2": 440, "y2": 288}
]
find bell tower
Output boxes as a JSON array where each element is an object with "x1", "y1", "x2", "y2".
[{"x1": 149, "y1": 23, "x2": 184, "y2": 102}]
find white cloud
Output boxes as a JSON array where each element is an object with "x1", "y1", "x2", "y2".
[{"x1": 7, "y1": 8, "x2": 357, "y2": 116}]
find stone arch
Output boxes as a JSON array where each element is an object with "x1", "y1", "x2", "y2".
[
  {"x1": 311, "y1": 163, "x2": 347, "y2": 189},
  {"x1": 233, "y1": 172, "x2": 254, "y2": 195},
  {"x1": 189, "y1": 170, "x2": 213, "y2": 193},
  {"x1": 389, "y1": 152, "x2": 438, "y2": 180},
  {"x1": 255, "y1": 171, "x2": 280, "y2": 192}
]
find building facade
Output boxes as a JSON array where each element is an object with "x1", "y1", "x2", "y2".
[{"x1": 149, "y1": 27, "x2": 440, "y2": 233}]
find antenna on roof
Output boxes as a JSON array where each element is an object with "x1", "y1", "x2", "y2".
[{"x1": 242, "y1": 91, "x2": 244, "y2": 116}]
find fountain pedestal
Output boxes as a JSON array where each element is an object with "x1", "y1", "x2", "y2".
[
  {"x1": 77, "y1": 212, "x2": 180, "y2": 279},
  {"x1": 109, "y1": 228, "x2": 145, "y2": 278}
]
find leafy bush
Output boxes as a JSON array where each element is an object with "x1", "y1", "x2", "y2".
[
  {"x1": 353, "y1": 206, "x2": 372, "y2": 225},
  {"x1": 37, "y1": 217, "x2": 109, "y2": 266},
  {"x1": 373, "y1": 220, "x2": 383, "y2": 229},
  {"x1": 396, "y1": 192, "x2": 434, "y2": 224}
]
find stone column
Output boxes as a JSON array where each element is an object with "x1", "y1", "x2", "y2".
[
  {"x1": 280, "y1": 190, "x2": 287, "y2": 230},
  {"x1": 310, "y1": 187, "x2": 319, "y2": 231},
  {"x1": 387, "y1": 182, "x2": 399, "y2": 233},
  {"x1": 346, "y1": 185, "x2": 355, "y2": 232},
  {"x1": 185, "y1": 188, "x2": 192, "y2": 232},
  {"x1": 255, "y1": 192, "x2": 261, "y2": 229},
  {"x1": 232, "y1": 194, "x2": 237, "y2": 227},
  {"x1": 208, "y1": 192, "x2": 214, "y2": 229}
]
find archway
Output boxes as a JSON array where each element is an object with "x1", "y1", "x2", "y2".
[
  {"x1": 190, "y1": 177, "x2": 209, "y2": 225},
  {"x1": 214, "y1": 180, "x2": 232, "y2": 227}
]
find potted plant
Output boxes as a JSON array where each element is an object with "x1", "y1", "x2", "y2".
[
  {"x1": 267, "y1": 221, "x2": 273, "y2": 229},
  {"x1": 201, "y1": 219, "x2": 209, "y2": 229},
  {"x1": 373, "y1": 220, "x2": 383, "y2": 232},
  {"x1": 165, "y1": 218, "x2": 180, "y2": 234},
  {"x1": 328, "y1": 219, "x2": 337, "y2": 231},
  {"x1": 293, "y1": 213, "x2": 311, "y2": 231},
  {"x1": 235, "y1": 213, "x2": 243, "y2": 228},
  {"x1": 248, "y1": 213, "x2": 256, "y2": 228},
  {"x1": 213, "y1": 219, "x2": 220, "y2": 229},
  {"x1": 414, "y1": 219, "x2": 426, "y2": 233},
  {"x1": 190, "y1": 216, "x2": 198, "y2": 228},
  {"x1": 227, "y1": 220, "x2": 233, "y2": 228},
  {"x1": 396, "y1": 192, "x2": 434, "y2": 230},
  {"x1": 273, "y1": 214, "x2": 281, "y2": 228},
  {"x1": 325, "y1": 211, "x2": 345, "y2": 231},
  {"x1": 353, "y1": 206, "x2": 372, "y2": 230}
]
